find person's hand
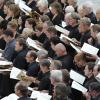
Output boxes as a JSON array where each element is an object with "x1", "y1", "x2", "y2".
[
  {"x1": 72, "y1": 38, "x2": 81, "y2": 46},
  {"x1": 41, "y1": 90, "x2": 48, "y2": 93},
  {"x1": 83, "y1": 92, "x2": 91, "y2": 100},
  {"x1": 21, "y1": 75, "x2": 29, "y2": 81}
]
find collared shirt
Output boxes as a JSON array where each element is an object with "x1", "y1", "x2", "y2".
[{"x1": 2, "y1": 39, "x2": 16, "y2": 61}]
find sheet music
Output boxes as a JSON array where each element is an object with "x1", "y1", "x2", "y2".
[
  {"x1": 10, "y1": 67, "x2": 22, "y2": 80},
  {"x1": 81, "y1": 43, "x2": 99, "y2": 56},
  {"x1": 31, "y1": 90, "x2": 52, "y2": 100},
  {"x1": 26, "y1": 37, "x2": 43, "y2": 51},
  {"x1": 70, "y1": 70, "x2": 86, "y2": 85},
  {"x1": 55, "y1": 25, "x2": 69, "y2": 36},
  {"x1": 0, "y1": 61, "x2": 12, "y2": 66},
  {"x1": 71, "y1": 81, "x2": 88, "y2": 93}
]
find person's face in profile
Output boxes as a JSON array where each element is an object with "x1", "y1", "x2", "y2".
[{"x1": 15, "y1": 41, "x2": 23, "y2": 52}]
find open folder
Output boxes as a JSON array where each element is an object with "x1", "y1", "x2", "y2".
[
  {"x1": 60, "y1": 34, "x2": 78, "y2": 45},
  {"x1": 81, "y1": 43, "x2": 99, "y2": 56},
  {"x1": 0, "y1": 61, "x2": 12, "y2": 66},
  {"x1": 71, "y1": 81, "x2": 88, "y2": 93},
  {"x1": 55, "y1": 25, "x2": 69, "y2": 36},
  {"x1": 31, "y1": 90, "x2": 52, "y2": 100},
  {"x1": 1, "y1": 93, "x2": 19, "y2": 100},
  {"x1": 70, "y1": 70, "x2": 86, "y2": 85},
  {"x1": 19, "y1": 0, "x2": 32, "y2": 15},
  {"x1": 10, "y1": 67, "x2": 26, "y2": 80},
  {"x1": 26, "y1": 37, "x2": 44, "y2": 51}
]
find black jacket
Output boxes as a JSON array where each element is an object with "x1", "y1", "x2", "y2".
[
  {"x1": 86, "y1": 12, "x2": 97, "y2": 24},
  {"x1": 13, "y1": 49, "x2": 29, "y2": 70},
  {"x1": 54, "y1": 54, "x2": 74, "y2": 71},
  {"x1": 38, "y1": 71, "x2": 51, "y2": 91}
]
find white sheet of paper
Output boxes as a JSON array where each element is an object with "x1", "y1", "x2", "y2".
[
  {"x1": 60, "y1": 34, "x2": 74, "y2": 42},
  {"x1": 0, "y1": 61, "x2": 12, "y2": 66},
  {"x1": 14, "y1": 0, "x2": 21, "y2": 4},
  {"x1": 1, "y1": 93, "x2": 19, "y2": 100},
  {"x1": 70, "y1": 70, "x2": 86, "y2": 85},
  {"x1": 10, "y1": 67, "x2": 22, "y2": 80},
  {"x1": 26, "y1": 37, "x2": 43, "y2": 51},
  {"x1": 19, "y1": 1, "x2": 32, "y2": 12},
  {"x1": 71, "y1": 81, "x2": 88, "y2": 93},
  {"x1": 81, "y1": 43, "x2": 99, "y2": 56},
  {"x1": 62, "y1": 21, "x2": 67, "y2": 28},
  {"x1": 31, "y1": 90, "x2": 52, "y2": 100},
  {"x1": 0, "y1": 69, "x2": 11, "y2": 72},
  {"x1": 55, "y1": 25, "x2": 69, "y2": 36},
  {"x1": 95, "y1": 73, "x2": 100, "y2": 83},
  {"x1": 70, "y1": 43, "x2": 81, "y2": 53}
]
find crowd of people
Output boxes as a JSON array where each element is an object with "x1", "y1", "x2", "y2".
[{"x1": 0, "y1": 0, "x2": 100, "y2": 100}]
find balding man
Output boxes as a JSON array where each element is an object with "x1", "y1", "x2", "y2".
[{"x1": 54, "y1": 43, "x2": 74, "y2": 70}]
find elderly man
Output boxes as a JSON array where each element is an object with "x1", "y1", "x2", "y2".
[
  {"x1": 82, "y1": 1, "x2": 97, "y2": 24},
  {"x1": 54, "y1": 43, "x2": 74, "y2": 70},
  {"x1": 79, "y1": 17, "x2": 91, "y2": 46}
]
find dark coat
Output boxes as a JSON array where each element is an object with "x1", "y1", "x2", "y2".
[{"x1": 13, "y1": 49, "x2": 29, "y2": 70}]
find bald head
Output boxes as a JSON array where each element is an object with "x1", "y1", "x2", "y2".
[{"x1": 55, "y1": 43, "x2": 67, "y2": 56}]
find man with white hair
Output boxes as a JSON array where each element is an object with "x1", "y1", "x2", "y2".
[
  {"x1": 65, "y1": 6, "x2": 75, "y2": 14},
  {"x1": 54, "y1": 43, "x2": 74, "y2": 70},
  {"x1": 67, "y1": 0, "x2": 77, "y2": 12},
  {"x1": 82, "y1": 1, "x2": 97, "y2": 24},
  {"x1": 50, "y1": 70, "x2": 62, "y2": 85},
  {"x1": 37, "y1": 0, "x2": 53, "y2": 20}
]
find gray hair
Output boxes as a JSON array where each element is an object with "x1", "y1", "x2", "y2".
[
  {"x1": 82, "y1": 1, "x2": 93, "y2": 13},
  {"x1": 51, "y1": 70, "x2": 62, "y2": 82},
  {"x1": 65, "y1": 6, "x2": 75, "y2": 13},
  {"x1": 79, "y1": 17, "x2": 91, "y2": 26},
  {"x1": 37, "y1": 0, "x2": 48, "y2": 8},
  {"x1": 37, "y1": 50, "x2": 48, "y2": 58},
  {"x1": 71, "y1": 12, "x2": 80, "y2": 20}
]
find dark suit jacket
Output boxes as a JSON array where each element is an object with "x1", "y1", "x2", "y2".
[
  {"x1": 38, "y1": 71, "x2": 51, "y2": 91},
  {"x1": 86, "y1": 12, "x2": 97, "y2": 24},
  {"x1": 27, "y1": 61, "x2": 40, "y2": 77},
  {"x1": 52, "y1": 13, "x2": 64, "y2": 25},
  {"x1": 68, "y1": 25, "x2": 81, "y2": 41},
  {"x1": 54, "y1": 54, "x2": 74, "y2": 71},
  {"x1": 13, "y1": 49, "x2": 29, "y2": 70}
]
